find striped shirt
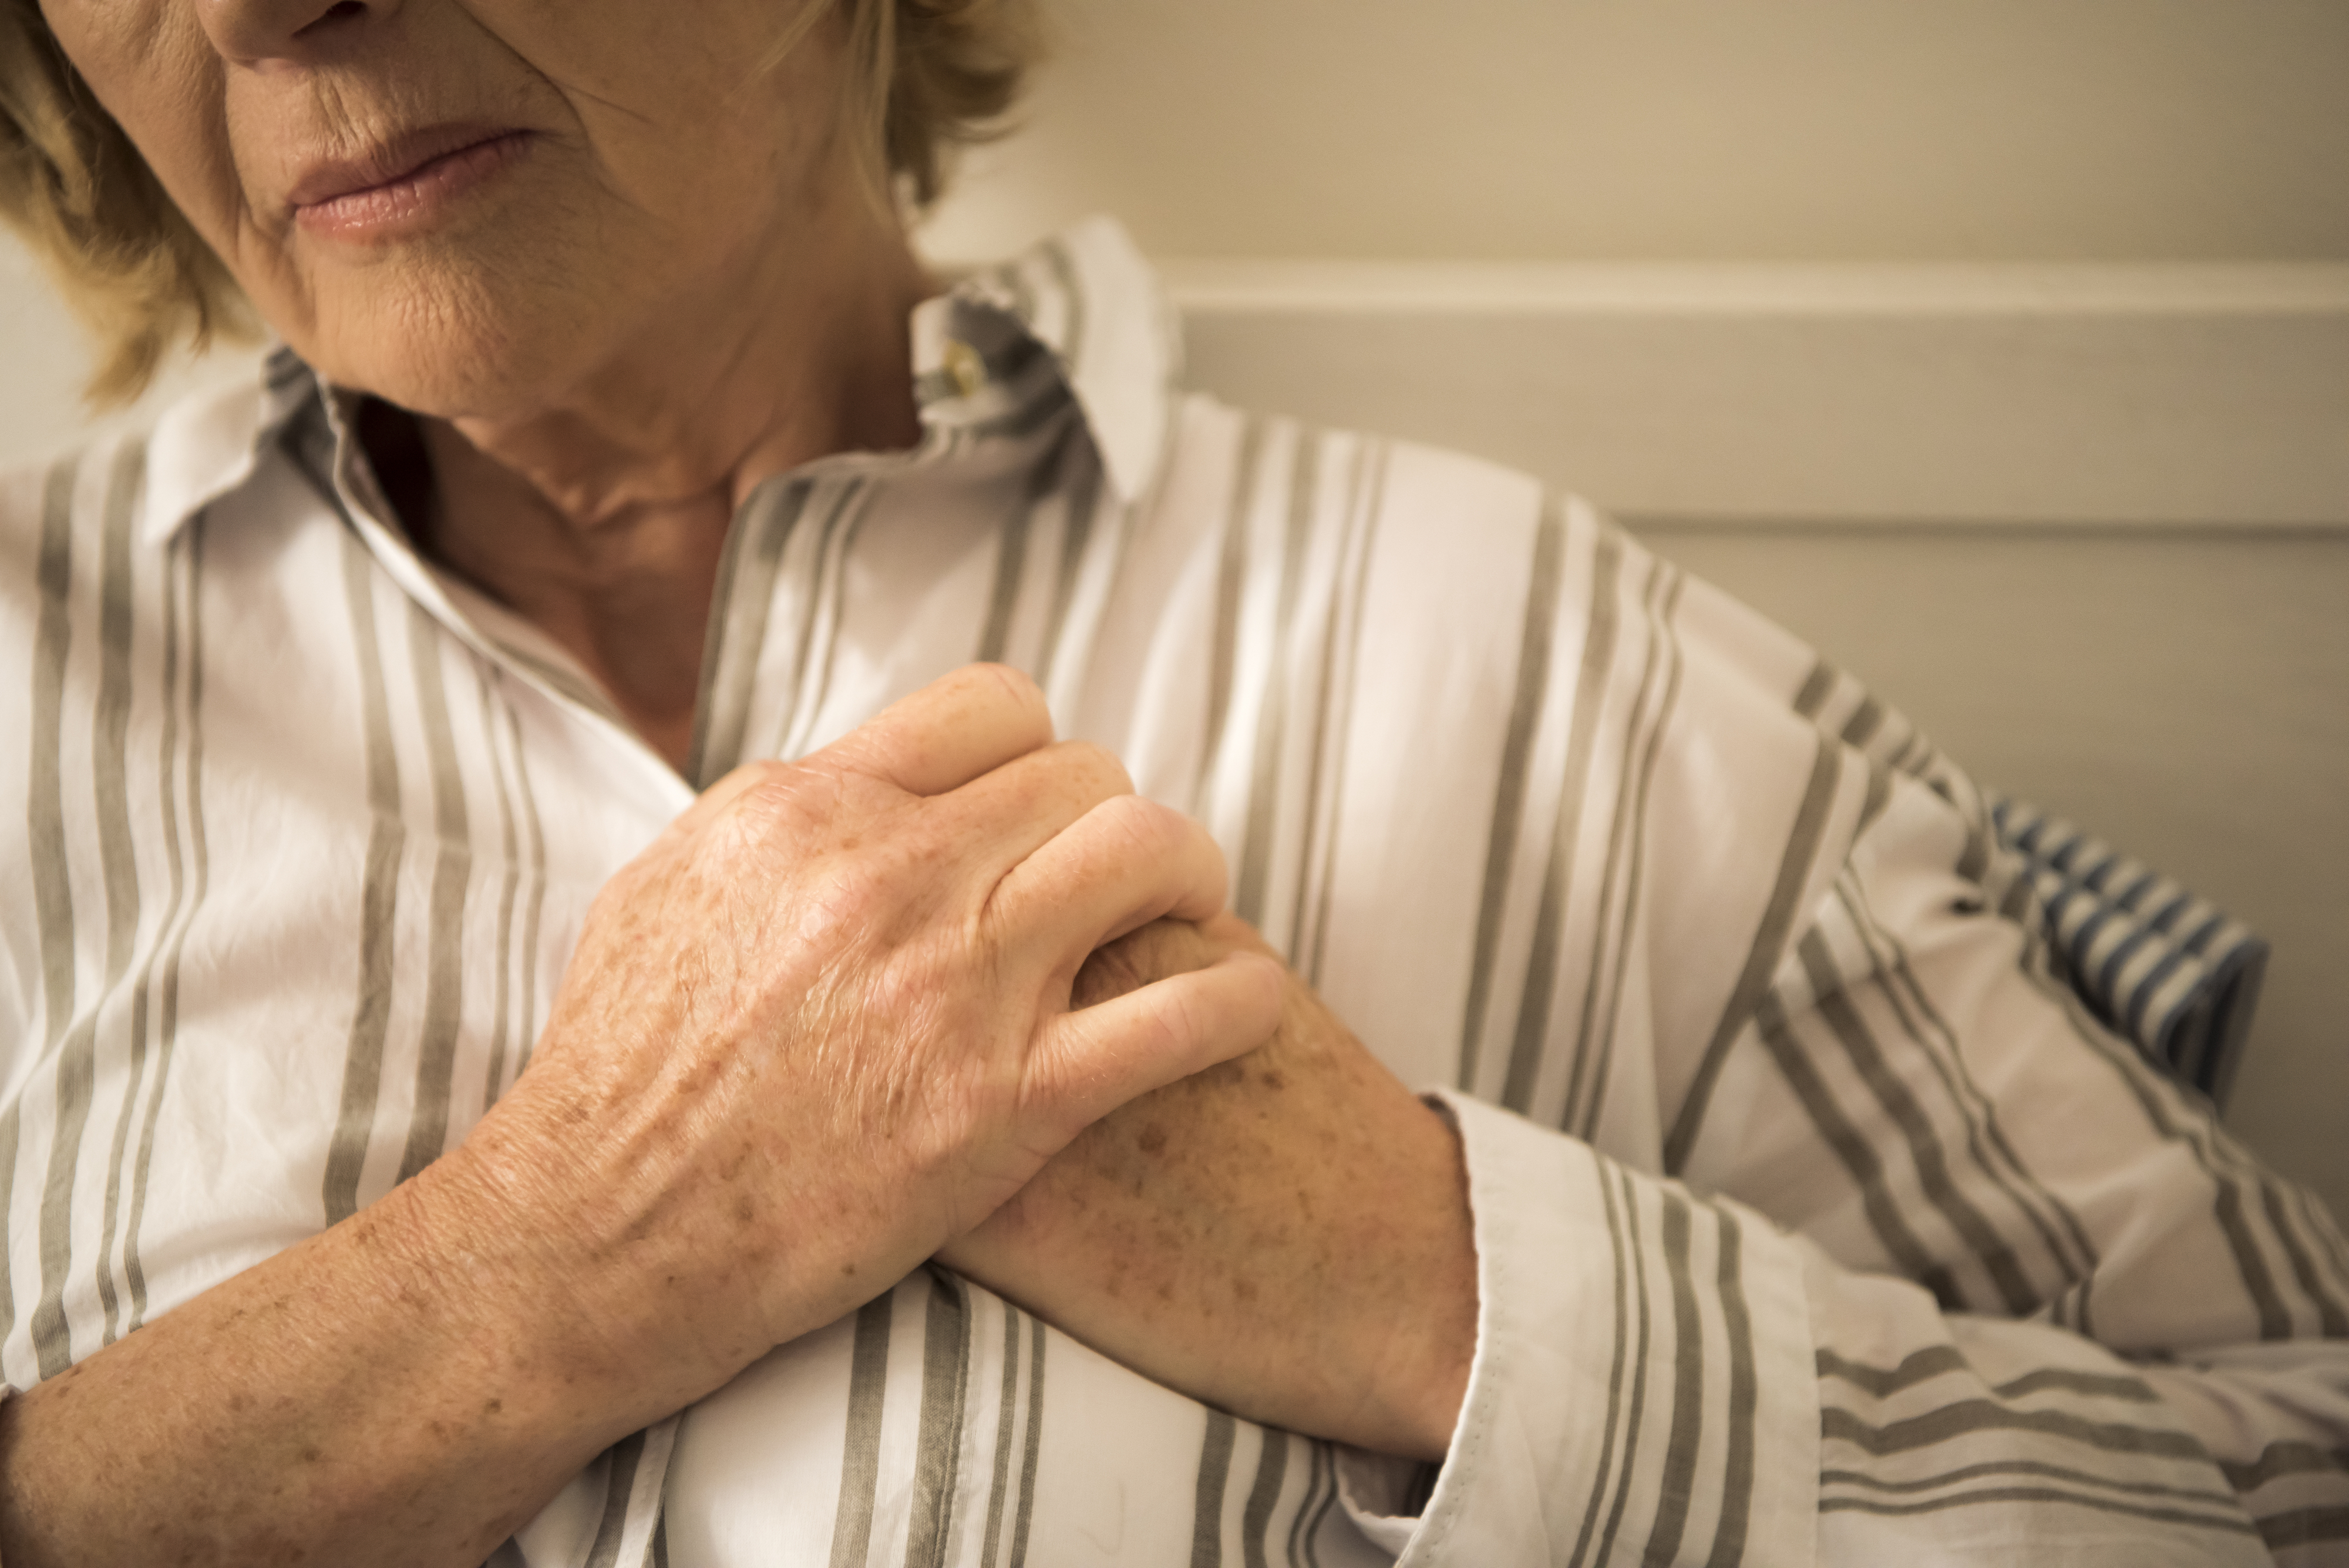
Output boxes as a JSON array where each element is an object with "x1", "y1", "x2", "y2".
[{"x1": 4, "y1": 217, "x2": 2345, "y2": 1567}]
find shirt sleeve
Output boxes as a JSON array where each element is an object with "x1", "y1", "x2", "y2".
[{"x1": 1336, "y1": 536, "x2": 2349, "y2": 1565}]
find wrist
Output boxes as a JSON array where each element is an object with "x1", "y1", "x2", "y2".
[
  {"x1": 1338, "y1": 1099, "x2": 1478, "y2": 1462},
  {"x1": 401, "y1": 1121, "x2": 699, "y2": 1436}
]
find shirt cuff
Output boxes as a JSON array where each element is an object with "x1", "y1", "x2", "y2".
[{"x1": 1337, "y1": 1092, "x2": 1821, "y2": 1566}]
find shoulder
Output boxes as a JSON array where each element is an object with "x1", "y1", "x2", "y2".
[{"x1": 1160, "y1": 388, "x2": 1828, "y2": 714}]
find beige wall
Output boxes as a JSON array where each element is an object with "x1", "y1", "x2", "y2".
[{"x1": 923, "y1": 0, "x2": 2349, "y2": 265}]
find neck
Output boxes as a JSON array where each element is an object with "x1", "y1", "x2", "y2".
[{"x1": 386, "y1": 194, "x2": 935, "y2": 776}]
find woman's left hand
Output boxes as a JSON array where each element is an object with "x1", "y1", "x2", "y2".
[{"x1": 937, "y1": 914, "x2": 1479, "y2": 1462}]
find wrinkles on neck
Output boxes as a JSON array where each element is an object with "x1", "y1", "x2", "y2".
[{"x1": 368, "y1": 196, "x2": 935, "y2": 775}]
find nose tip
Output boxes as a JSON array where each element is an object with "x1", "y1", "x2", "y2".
[{"x1": 193, "y1": 0, "x2": 379, "y2": 64}]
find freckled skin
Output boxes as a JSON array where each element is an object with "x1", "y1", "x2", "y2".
[
  {"x1": 0, "y1": 668, "x2": 1283, "y2": 1568},
  {"x1": 942, "y1": 914, "x2": 1480, "y2": 1462}
]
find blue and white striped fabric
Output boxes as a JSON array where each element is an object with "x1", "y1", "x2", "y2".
[{"x1": 1990, "y1": 795, "x2": 2270, "y2": 1108}]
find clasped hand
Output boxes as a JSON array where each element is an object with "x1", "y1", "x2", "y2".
[
  {"x1": 459, "y1": 664, "x2": 1474, "y2": 1461},
  {"x1": 459, "y1": 665, "x2": 1278, "y2": 1407}
]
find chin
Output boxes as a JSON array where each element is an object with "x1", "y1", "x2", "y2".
[{"x1": 288, "y1": 244, "x2": 624, "y2": 422}]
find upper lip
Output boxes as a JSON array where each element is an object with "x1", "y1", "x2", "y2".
[{"x1": 287, "y1": 123, "x2": 521, "y2": 209}]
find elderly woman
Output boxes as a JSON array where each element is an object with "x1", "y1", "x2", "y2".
[{"x1": 2, "y1": 1, "x2": 2345, "y2": 1565}]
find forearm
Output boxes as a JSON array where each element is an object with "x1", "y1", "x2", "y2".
[
  {"x1": 941, "y1": 915, "x2": 1479, "y2": 1463},
  {"x1": 0, "y1": 1146, "x2": 661, "y2": 1568}
]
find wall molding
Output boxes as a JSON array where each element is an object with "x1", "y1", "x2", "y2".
[{"x1": 1165, "y1": 261, "x2": 2349, "y2": 529}]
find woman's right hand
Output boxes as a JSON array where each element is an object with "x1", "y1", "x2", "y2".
[
  {"x1": 449, "y1": 662, "x2": 1283, "y2": 1408},
  {"x1": 0, "y1": 664, "x2": 1277, "y2": 1568}
]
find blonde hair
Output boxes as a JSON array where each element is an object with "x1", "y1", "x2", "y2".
[{"x1": 0, "y1": 0, "x2": 1040, "y2": 405}]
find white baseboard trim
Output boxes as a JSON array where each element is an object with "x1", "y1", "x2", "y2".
[{"x1": 1162, "y1": 261, "x2": 2349, "y2": 529}]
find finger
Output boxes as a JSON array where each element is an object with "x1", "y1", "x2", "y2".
[
  {"x1": 989, "y1": 793, "x2": 1231, "y2": 964},
  {"x1": 1025, "y1": 953, "x2": 1285, "y2": 1140},
  {"x1": 933, "y1": 739, "x2": 1136, "y2": 879},
  {"x1": 1071, "y1": 918, "x2": 1223, "y2": 1010},
  {"x1": 815, "y1": 663, "x2": 1053, "y2": 797}
]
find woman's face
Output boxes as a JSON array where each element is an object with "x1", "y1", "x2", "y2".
[{"x1": 39, "y1": 0, "x2": 865, "y2": 416}]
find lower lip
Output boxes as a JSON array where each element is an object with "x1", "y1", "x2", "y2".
[{"x1": 294, "y1": 133, "x2": 532, "y2": 242}]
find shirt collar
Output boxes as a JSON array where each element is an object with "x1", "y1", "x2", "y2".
[
  {"x1": 916, "y1": 215, "x2": 1182, "y2": 503},
  {"x1": 139, "y1": 215, "x2": 1183, "y2": 545}
]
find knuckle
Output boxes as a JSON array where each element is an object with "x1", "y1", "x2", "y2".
[
  {"x1": 1055, "y1": 740, "x2": 1134, "y2": 796},
  {"x1": 968, "y1": 661, "x2": 1049, "y2": 726},
  {"x1": 1110, "y1": 794, "x2": 1193, "y2": 860}
]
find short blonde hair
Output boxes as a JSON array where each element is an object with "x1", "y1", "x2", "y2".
[{"x1": 0, "y1": 0, "x2": 1040, "y2": 405}]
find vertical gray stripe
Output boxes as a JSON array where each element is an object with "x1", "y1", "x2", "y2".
[
  {"x1": 1295, "y1": 1442, "x2": 1342, "y2": 1568},
  {"x1": 475, "y1": 670, "x2": 521, "y2": 1118},
  {"x1": 778, "y1": 480, "x2": 877, "y2": 762},
  {"x1": 1190, "y1": 1409, "x2": 1239, "y2": 1568},
  {"x1": 1456, "y1": 497, "x2": 1565, "y2": 1091},
  {"x1": 25, "y1": 463, "x2": 80, "y2": 992},
  {"x1": 1564, "y1": 567, "x2": 1690, "y2": 1135},
  {"x1": 1564, "y1": 1158, "x2": 1636, "y2": 1568},
  {"x1": 688, "y1": 479, "x2": 812, "y2": 786},
  {"x1": 22, "y1": 456, "x2": 83, "y2": 1377},
  {"x1": 1663, "y1": 735, "x2": 1844, "y2": 1174},
  {"x1": 1797, "y1": 930, "x2": 2037, "y2": 1311},
  {"x1": 583, "y1": 1431, "x2": 647, "y2": 1568},
  {"x1": 1034, "y1": 428, "x2": 1106, "y2": 687},
  {"x1": 397, "y1": 605, "x2": 472, "y2": 1185},
  {"x1": 975, "y1": 474, "x2": 1036, "y2": 665},
  {"x1": 1703, "y1": 1212, "x2": 1759, "y2": 1568},
  {"x1": 695, "y1": 478, "x2": 814, "y2": 778},
  {"x1": 830, "y1": 1293, "x2": 897, "y2": 1568},
  {"x1": 32, "y1": 447, "x2": 143, "y2": 1375},
  {"x1": 1283, "y1": 1443, "x2": 1325, "y2": 1568},
  {"x1": 126, "y1": 526, "x2": 208, "y2": 1334},
  {"x1": 978, "y1": 1303, "x2": 1024, "y2": 1568},
  {"x1": 1240, "y1": 1429, "x2": 1290, "y2": 1568},
  {"x1": 1283, "y1": 442, "x2": 1372, "y2": 961},
  {"x1": 502, "y1": 696, "x2": 549, "y2": 1079},
  {"x1": 1754, "y1": 994, "x2": 1961, "y2": 1303},
  {"x1": 1640, "y1": 1189, "x2": 1708, "y2": 1565},
  {"x1": 324, "y1": 537, "x2": 406, "y2": 1224},
  {"x1": 86, "y1": 444, "x2": 152, "y2": 1350},
  {"x1": 906, "y1": 1270, "x2": 974, "y2": 1568},
  {"x1": 978, "y1": 413, "x2": 1083, "y2": 669},
  {"x1": 1007, "y1": 1314, "x2": 1046, "y2": 1568},
  {"x1": 1233, "y1": 429, "x2": 1320, "y2": 929},
  {"x1": 1497, "y1": 529, "x2": 1624, "y2": 1111},
  {"x1": 1590, "y1": 1169, "x2": 1658, "y2": 1567},
  {"x1": 1199, "y1": 419, "x2": 1266, "y2": 806},
  {"x1": 1302, "y1": 447, "x2": 1388, "y2": 990}
]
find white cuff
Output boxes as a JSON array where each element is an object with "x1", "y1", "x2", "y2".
[{"x1": 1338, "y1": 1092, "x2": 1821, "y2": 1566}]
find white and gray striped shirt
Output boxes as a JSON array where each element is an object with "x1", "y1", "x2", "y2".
[{"x1": 4, "y1": 218, "x2": 2344, "y2": 1567}]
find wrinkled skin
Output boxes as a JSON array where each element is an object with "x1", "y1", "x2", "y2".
[
  {"x1": 944, "y1": 914, "x2": 1480, "y2": 1461},
  {"x1": 472, "y1": 666, "x2": 1288, "y2": 1385},
  {"x1": 0, "y1": 667, "x2": 1288, "y2": 1568}
]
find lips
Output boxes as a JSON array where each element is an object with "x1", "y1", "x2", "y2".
[{"x1": 288, "y1": 124, "x2": 533, "y2": 239}]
